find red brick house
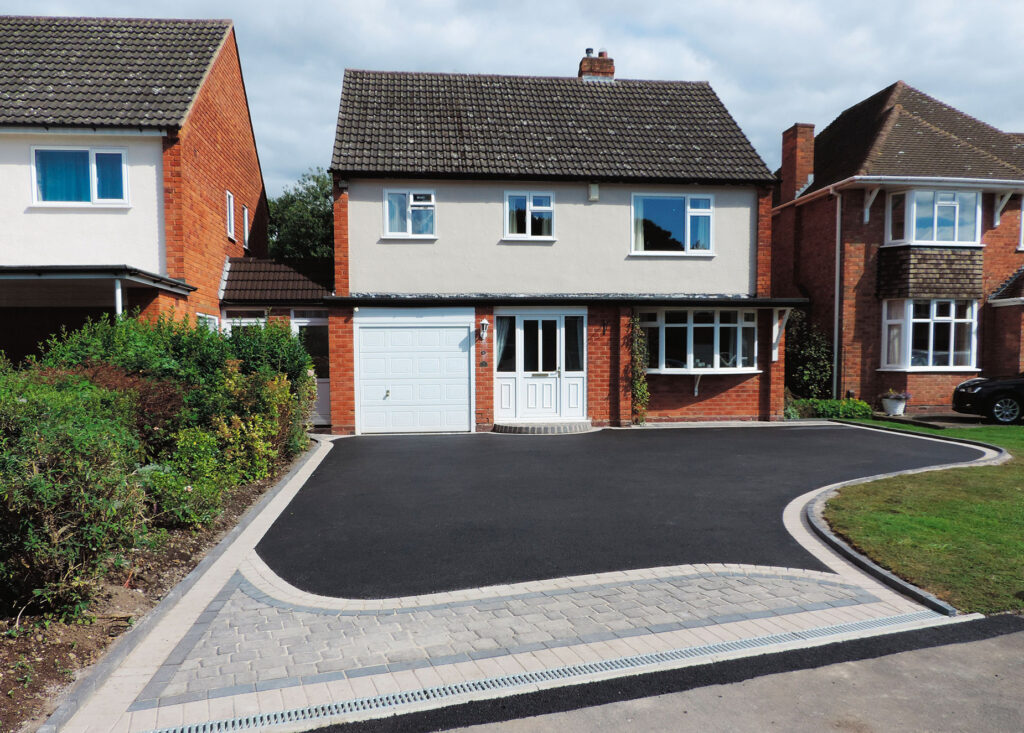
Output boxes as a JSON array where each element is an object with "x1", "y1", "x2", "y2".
[
  {"x1": 326, "y1": 51, "x2": 799, "y2": 434},
  {"x1": 0, "y1": 16, "x2": 268, "y2": 361},
  {"x1": 773, "y1": 81, "x2": 1024, "y2": 414}
]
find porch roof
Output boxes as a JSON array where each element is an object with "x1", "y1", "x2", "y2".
[{"x1": 0, "y1": 265, "x2": 195, "y2": 295}]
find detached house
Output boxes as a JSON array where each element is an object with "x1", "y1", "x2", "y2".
[
  {"x1": 773, "y1": 81, "x2": 1024, "y2": 413},
  {"x1": 326, "y1": 51, "x2": 799, "y2": 434},
  {"x1": 0, "y1": 16, "x2": 268, "y2": 361}
]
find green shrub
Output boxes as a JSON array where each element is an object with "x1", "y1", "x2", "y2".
[
  {"x1": 0, "y1": 370, "x2": 148, "y2": 615},
  {"x1": 785, "y1": 309, "x2": 833, "y2": 399},
  {"x1": 788, "y1": 398, "x2": 872, "y2": 419}
]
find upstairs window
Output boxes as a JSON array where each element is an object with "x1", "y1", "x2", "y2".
[
  {"x1": 504, "y1": 192, "x2": 554, "y2": 239},
  {"x1": 226, "y1": 191, "x2": 235, "y2": 239},
  {"x1": 631, "y1": 194, "x2": 713, "y2": 254},
  {"x1": 882, "y1": 299, "x2": 976, "y2": 369},
  {"x1": 887, "y1": 190, "x2": 980, "y2": 244},
  {"x1": 385, "y1": 189, "x2": 435, "y2": 237},
  {"x1": 242, "y1": 205, "x2": 250, "y2": 249},
  {"x1": 33, "y1": 147, "x2": 127, "y2": 204}
]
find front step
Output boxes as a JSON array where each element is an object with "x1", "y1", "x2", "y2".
[{"x1": 492, "y1": 420, "x2": 593, "y2": 435}]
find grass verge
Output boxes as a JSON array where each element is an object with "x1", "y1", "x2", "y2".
[{"x1": 825, "y1": 419, "x2": 1024, "y2": 614}]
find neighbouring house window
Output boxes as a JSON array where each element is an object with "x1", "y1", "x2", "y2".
[
  {"x1": 638, "y1": 309, "x2": 757, "y2": 371},
  {"x1": 221, "y1": 309, "x2": 264, "y2": 335},
  {"x1": 887, "y1": 190, "x2": 980, "y2": 244},
  {"x1": 242, "y1": 205, "x2": 250, "y2": 249},
  {"x1": 33, "y1": 147, "x2": 127, "y2": 204},
  {"x1": 631, "y1": 194, "x2": 714, "y2": 253},
  {"x1": 882, "y1": 299, "x2": 976, "y2": 369},
  {"x1": 384, "y1": 189, "x2": 435, "y2": 236},
  {"x1": 504, "y1": 192, "x2": 554, "y2": 239},
  {"x1": 226, "y1": 191, "x2": 236, "y2": 239},
  {"x1": 196, "y1": 313, "x2": 220, "y2": 332}
]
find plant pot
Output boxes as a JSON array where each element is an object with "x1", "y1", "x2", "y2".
[{"x1": 881, "y1": 397, "x2": 907, "y2": 416}]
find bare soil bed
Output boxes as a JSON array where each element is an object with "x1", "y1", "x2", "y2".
[{"x1": 0, "y1": 456, "x2": 297, "y2": 733}]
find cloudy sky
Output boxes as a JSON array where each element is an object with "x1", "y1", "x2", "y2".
[{"x1": 4, "y1": 0, "x2": 1023, "y2": 195}]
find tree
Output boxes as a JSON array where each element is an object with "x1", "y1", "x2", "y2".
[
  {"x1": 268, "y1": 167, "x2": 333, "y2": 259},
  {"x1": 785, "y1": 308, "x2": 833, "y2": 399}
]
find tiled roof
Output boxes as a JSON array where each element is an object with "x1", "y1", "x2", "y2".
[
  {"x1": 806, "y1": 81, "x2": 1024, "y2": 193},
  {"x1": 992, "y1": 264, "x2": 1024, "y2": 299},
  {"x1": 332, "y1": 70, "x2": 773, "y2": 183},
  {"x1": 221, "y1": 258, "x2": 332, "y2": 303},
  {"x1": 0, "y1": 15, "x2": 230, "y2": 128}
]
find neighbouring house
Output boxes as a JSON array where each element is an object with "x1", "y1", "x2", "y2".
[
  {"x1": 0, "y1": 15, "x2": 268, "y2": 362},
  {"x1": 325, "y1": 50, "x2": 801, "y2": 435},
  {"x1": 773, "y1": 81, "x2": 1024, "y2": 414}
]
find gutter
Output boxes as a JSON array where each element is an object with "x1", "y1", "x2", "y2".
[
  {"x1": 324, "y1": 294, "x2": 808, "y2": 307},
  {"x1": 832, "y1": 187, "x2": 842, "y2": 398}
]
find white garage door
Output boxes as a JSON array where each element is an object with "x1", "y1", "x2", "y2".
[{"x1": 357, "y1": 322, "x2": 473, "y2": 433}]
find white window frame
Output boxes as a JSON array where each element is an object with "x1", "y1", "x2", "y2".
[
  {"x1": 502, "y1": 191, "x2": 556, "y2": 241},
  {"x1": 382, "y1": 188, "x2": 436, "y2": 238},
  {"x1": 226, "y1": 190, "x2": 236, "y2": 240},
  {"x1": 30, "y1": 145, "x2": 129, "y2": 207},
  {"x1": 629, "y1": 193, "x2": 715, "y2": 256},
  {"x1": 885, "y1": 189, "x2": 982, "y2": 246},
  {"x1": 242, "y1": 204, "x2": 250, "y2": 249},
  {"x1": 638, "y1": 308, "x2": 759, "y2": 374},
  {"x1": 220, "y1": 308, "x2": 265, "y2": 335},
  {"x1": 196, "y1": 313, "x2": 220, "y2": 332},
  {"x1": 879, "y1": 298, "x2": 979, "y2": 371}
]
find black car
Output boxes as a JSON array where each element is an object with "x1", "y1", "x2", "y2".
[{"x1": 953, "y1": 374, "x2": 1024, "y2": 424}]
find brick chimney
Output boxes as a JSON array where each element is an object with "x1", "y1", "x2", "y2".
[
  {"x1": 780, "y1": 123, "x2": 815, "y2": 203},
  {"x1": 578, "y1": 48, "x2": 614, "y2": 80}
]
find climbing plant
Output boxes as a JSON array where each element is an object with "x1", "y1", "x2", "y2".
[{"x1": 627, "y1": 314, "x2": 651, "y2": 424}]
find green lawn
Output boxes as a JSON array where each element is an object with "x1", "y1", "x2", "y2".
[{"x1": 824, "y1": 420, "x2": 1024, "y2": 614}]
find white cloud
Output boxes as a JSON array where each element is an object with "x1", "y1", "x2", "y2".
[{"x1": 2, "y1": 0, "x2": 1022, "y2": 193}]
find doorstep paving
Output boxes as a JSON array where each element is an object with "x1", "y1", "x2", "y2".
[{"x1": 52, "y1": 426, "x2": 997, "y2": 733}]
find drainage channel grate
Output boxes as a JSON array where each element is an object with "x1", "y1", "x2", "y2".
[{"x1": 148, "y1": 610, "x2": 942, "y2": 733}]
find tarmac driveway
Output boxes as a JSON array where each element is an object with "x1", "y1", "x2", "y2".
[{"x1": 257, "y1": 425, "x2": 982, "y2": 599}]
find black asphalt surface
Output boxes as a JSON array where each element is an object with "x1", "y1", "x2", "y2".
[{"x1": 255, "y1": 425, "x2": 983, "y2": 599}]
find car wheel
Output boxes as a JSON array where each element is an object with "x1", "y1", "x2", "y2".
[{"x1": 987, "y1": 394, "x2": 1022, "y2": 424}]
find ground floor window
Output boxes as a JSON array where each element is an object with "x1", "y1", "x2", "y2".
[
  {"x1": 638, "y1": 309, "x2": 757, "y2": 372},
  {"x1": 882, "y1": 298, "x2": 976, "y2": 369}
]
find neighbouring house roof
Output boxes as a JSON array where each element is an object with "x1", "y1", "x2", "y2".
[
  {"x1": 221, "y1": 258, "x2": 332, "y2": 303},
  {"x1": 331, "y1": 70, "x2": 774, "y2": 184},
  {"x1": 0, "y1": 15, "x2": 231, "y2": 129},
  {"x1": 805, "y1": 81, "x2": 1024, "y2": 194},
  {"x1": 992, "y1": 264, "x2": 1024, "y2": 300}
]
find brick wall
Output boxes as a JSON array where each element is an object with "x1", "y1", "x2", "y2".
[
  {"x1": 162, "y1": 27, "x2": 268, "y2": 319},
  {"x1": 474, "y1": 307, "x2": 494, "y2": 430},
  {"x1": 333, "y1": 178, "x2": 349, "y2": 297},
  {"x1": 328, "y1": 307, "x2": 355, "y2": 434},
  {"x1": 779, "y1": 123, "x2": 815, "y2": 204},
  {"x1": 756, "y1": 187, "x2": 773, "y2": 297}
]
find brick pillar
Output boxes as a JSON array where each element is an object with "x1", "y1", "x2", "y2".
[
  {"x1": 162, "y1": 136, "x2": 185, "y2": 281},
  {"x1": 616, "y1": 306, "x2": 633, "y2": 426},
  {"x1": 329, "y1": 306, "x2": 355, "y2": 434},
  {"x1": 586, "y1": 306, "x2": 613, "y2": 426},
  {"x1": 756, "y1": 186, "x2": 773, "y2": 297},
  {"x1": 474, "y1": 307, "x2": 494, "y2": 431},
  {"x1": 333, "y1": 176, "x2": 350, "y2": 297},
  {"x1": 767, "y1": 312, "x2": 787, "y2": 420}
]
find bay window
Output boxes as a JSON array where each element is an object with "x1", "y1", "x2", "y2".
[
  {"x1": 639, "y1": 309, "x2": 757, "y2": 372},
  {"x1": 882, "y1": 299, "x2": 976, "y2": 369},
  {"x1": 631, "y1": 193, "x2": 714, "y2": 254},
  {"x1": 887, "y1": 190, "x2": 980, "y2": 244}
]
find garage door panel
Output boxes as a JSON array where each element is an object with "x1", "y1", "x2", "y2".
[{"x1": 357, "y1": 323, "x2": 472, "y2": 433}]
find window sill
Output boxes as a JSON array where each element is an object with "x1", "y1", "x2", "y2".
[
  {"x1": 28, "y1": 202, "x2": 130, "y2": 209},
  {"x1": 647, "y1": 368, "x2": 761, "y2": 375},
  {"x1": 628, "y1": 251, "x2": 715, "y2": 258},
  {"x1": 881, "y1": 241, "x2": 983, "y2": 248},
  {"x1": 379, "y1": 235, "x2": 438, "y2": 242},
  {"x1": 500, "y1": 237, "x2": 557, "y2": 243},
  {"x1": 877, "y1": 367, "x2": 980, "y2": 373}
]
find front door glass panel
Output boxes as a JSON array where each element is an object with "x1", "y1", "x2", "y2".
[
  {"x1": 541, "y1": 320, "x2": 557, "y2": 372},
  {"x1": 523, "y1": 319, "x2": 539, "y2": 371}
]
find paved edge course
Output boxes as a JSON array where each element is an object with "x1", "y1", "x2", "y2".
[
  {"x1": 38, "y1": 435, "x2": 335, "y2": 733},
  {"x1": 804, "y1": 420, "x2": 1011, "y2": 617}
]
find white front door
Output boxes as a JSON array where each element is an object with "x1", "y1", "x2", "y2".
[
  {"x1": 291, "y1": 313, "x2": 331, "y2": 426},
  {"x1": 494, "y1": 312, "x2": 586, "y2": 421}
]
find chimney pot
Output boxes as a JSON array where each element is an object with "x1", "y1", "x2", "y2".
[
  {"x1": 598, "y1": 49, "x2": 608, "y2": 58},
  {"x1": 585, "y1": 47, "x2": 594, "y2": 57}
]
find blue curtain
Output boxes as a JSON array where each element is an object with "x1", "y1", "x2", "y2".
[
  {"x1": 95, "y1": 152, "x2": 124, "y2": 200},
  {"x1": 36, "y1": 150, "x2": 90, "y2": 202}
]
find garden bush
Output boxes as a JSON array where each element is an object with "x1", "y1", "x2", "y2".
[
  {"x1": 787, "y1": 398, "x2": 872, "y2": 419},
  {"x1": 1, "y1": 313, "x2": 316, "y2": 615},
  {"x1": 0, "y1": 368, "x2": 149, "y2": 615},
  {"x1": 785, "y1": 309, "x2": 833, "y2": 399}
]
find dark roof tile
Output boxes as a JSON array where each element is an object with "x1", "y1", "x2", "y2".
[
  {"x1": 332, "y1": 70, "x2": 773, "y2": 183},
  {"x1": 0, "y1": 15, "x2": 230, "y2": 128},
  {"x1": 221, "y1": 258, "x2": 332, "y2": 303}
]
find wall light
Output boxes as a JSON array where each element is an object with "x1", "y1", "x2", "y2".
[{"x1": 479, "y1": 318, "x2": 490, "y2": 341}]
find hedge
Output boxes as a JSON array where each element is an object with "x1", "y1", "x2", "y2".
[
  {"x1": 786, "y1": 398, "x2": 873, "y2": 420},
  {"x1": 0, "y1": 313, "x2": 314, "y2": 616}
]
